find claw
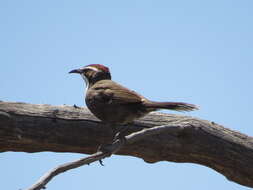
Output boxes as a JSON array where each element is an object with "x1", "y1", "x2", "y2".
[
  {"x1": 97, "y1": 144, "x2": 112, "y2": 166},
  {"x1": 99, "y1": 159, "x2": 104, "y2": 166},
  {"x1": 113, "y1": 132, "x2": 126, "y2": 144}
]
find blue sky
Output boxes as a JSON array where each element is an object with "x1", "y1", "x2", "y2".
[{"x1": 1, "y1": 1, "x2": 253, "y2": 189}]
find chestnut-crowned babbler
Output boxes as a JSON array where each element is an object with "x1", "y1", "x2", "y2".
[{"x1": 69, "y1": 64, "x2": 198, "y2": 126}]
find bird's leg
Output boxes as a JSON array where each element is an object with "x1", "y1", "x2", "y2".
[
  {"x1": 96, "y1": 143, "x2": 113, "y2": 166},
  {"x1": 112, "y1": 124, "x2": 130, "y2": 144},
  {"x1": 96, "y1": 124, "x2": 129, "y2": 165},
  {"x1": 96, "y1": 123, "x2": 114, "y2": 166}
]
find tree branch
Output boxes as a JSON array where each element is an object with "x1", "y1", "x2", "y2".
[
  {"x1": 26, "y1": 125, "x2": 173, "y2": 190},
  {"x1": 1, "y1": 101, "x2": 253, "y2": 188}
]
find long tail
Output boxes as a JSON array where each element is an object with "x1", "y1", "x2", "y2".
[{"x1": 144, "y1": 101, "x2": 199, "y2": 112}]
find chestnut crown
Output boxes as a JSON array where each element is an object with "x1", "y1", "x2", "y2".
[{"x1": 69, "y1": 64, "x2": 111, "y2": 88}]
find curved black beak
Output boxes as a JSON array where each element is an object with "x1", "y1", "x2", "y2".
[{"x1": 69, "y1": 69, "x2": 82, "y2": 74}]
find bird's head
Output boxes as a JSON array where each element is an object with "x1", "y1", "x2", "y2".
[{"x1": 69, "y1": 64, "x2": 111, "y2": 88}]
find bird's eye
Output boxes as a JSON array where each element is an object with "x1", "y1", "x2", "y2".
[{"x1": 84, "y1": 69, "x2": 93, "y2": 73}]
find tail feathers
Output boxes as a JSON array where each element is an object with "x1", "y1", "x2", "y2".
[{"x1": 144, "y1": 101, "x2": 199, "y2": 112}]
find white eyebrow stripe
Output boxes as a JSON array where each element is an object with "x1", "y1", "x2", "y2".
[{"x1": 84, "y1": 66, "x2": 99, "y2": 72}]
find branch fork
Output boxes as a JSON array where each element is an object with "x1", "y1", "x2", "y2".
[{"x1": 26, "y1": 125, "x2": 169, "y2": 190}]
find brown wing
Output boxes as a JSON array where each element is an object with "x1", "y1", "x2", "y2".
[{"x1": 92, "y1": 80, "x2": 144, "y2": 104}]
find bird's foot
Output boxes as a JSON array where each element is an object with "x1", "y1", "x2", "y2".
[
  {"x1": 99, "y1": 159, "x2": 104, "y2": 166},
  {"x1": 113, "y1": 132, "x2": 127, "y2": 145},
  {"x1": 97, "y1": 143, "x2": 113, "y2": 166},
  {"x1": 96, "y1": 131, "x2": 127, "y2": 166}
]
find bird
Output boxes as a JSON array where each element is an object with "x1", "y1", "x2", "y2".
[{"x1": 69, "y1": 64, "x2": 198, "y2": 129}]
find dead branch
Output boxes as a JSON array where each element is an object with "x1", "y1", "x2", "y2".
[
  {"x1": 26, "y1": 125, "x2": 173, "y2": 190},
  {"x1": 1, "y1": 101, "x2": 253, "y2": 188}
]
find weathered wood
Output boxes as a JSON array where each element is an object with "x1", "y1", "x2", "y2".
[
  {"x1": 27, "y1": 125, "x2": 174, "y2": 190},
  {"x1": 0, "y1": 101, "x2": 253, "y2": 188}
]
